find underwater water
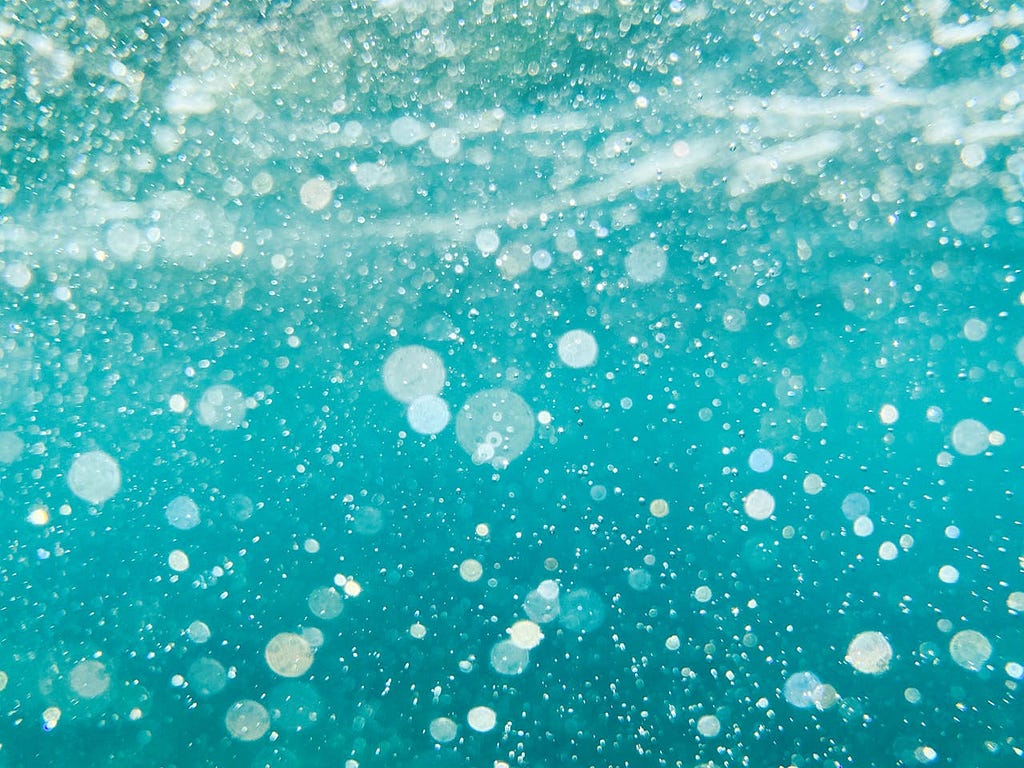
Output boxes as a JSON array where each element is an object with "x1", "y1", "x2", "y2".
[{"x1": 1, "y1": 0, "x2": 1023, "y2": 766}]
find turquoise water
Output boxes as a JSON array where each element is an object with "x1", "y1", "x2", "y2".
[{"x1": 1, "y1": 1, "x2": 1023, "y2": 766}]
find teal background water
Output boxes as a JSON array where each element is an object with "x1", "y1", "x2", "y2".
[{"x1": 1, "y1": 1, "x2": 1023, "y2": 766}]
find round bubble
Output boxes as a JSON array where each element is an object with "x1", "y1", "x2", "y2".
[
  {"x1": 225, "y1": 699, "x2": 269, "y2": 741},
  {"x1": 197, "y1": 384, "x2": 248, "y2": 430},
  {"x1": 428, "y1": 128, "x2": 461, "y2": 160},
  {"x1": 524, "y1": 585, "x2": 560, "y2": 624},
  {"x1": 106, "y1": 220, "x2": 143, "y2": 261},
  {"x1": 696, "y1": 714, "x2": 721, "y2": 737},
  {"x1": 846, "y1": 631, "x2": 893, "y2": 674},
  {"x1": 187, "y1": 620, "x2": 211, "y2": 643},
  {"x1": 743, "y1": 489, "x2": 775, "y2": 520},
  {"x1": 748, "y1": 448, "x2": 774, "y2": 473},
  {"x1": 557, "y1": 330, "x2": 599, "y2": 368},
  {"x1": 389, "y1": 115, "x2": 428, "y2": 146},
  {"x1": 841, "y1": 492, "x2": 871, "y2": 519},
  {"x1": 352, "y1": 506, "x2": 383, "y2": 535},
  {"x1": 227, "y1": 494, "x2": 254, "y2": 522},
  {"x1": 509, "y1": 619, "x2": 543, "y2": 650},
  {"x1": 949, "y1": 629, "x2": 992, "y2": 671},
  {"x1": 455, "y1": 388, "x2": 535, "y2": 469},
  {"x1": 383, "y1": 346, "x2": 446, "y2": 404},
  {"x1": 188, "y1": 657, "x2": 227, "y2": 697},
  {"x1": 459, "y1": 559, "x2": 483, "y2": 582},
  {"x1": 68, "y1": 450, "x2": 122, "y2": 505},
  {"x1": 948, "y1": 197, "x2": 987, "y2": 234},
  {"x1": 307, "y1": 587, "x2": 343, "y2": 620},
  {"x1": 69, "y1": 659, "x2": 110, "y2": 699},
  {"x1": 490, "y1": 639, "x2": 529, "y2": 676},
  {"x1": 951, "y1": 419, "x2": 989, "y2": 456},
  {"x1": 407, "y1": 395, "x2": 451, "y2": 435},
  {"x1": 467, "y1": 705, "x2": 497, "y2": 733},
  {"x1": 166, "y1": 495, "x2": 201, "y2": 530},
  {"x1": 783, "y1": 671, "x2": 824, "y2": 709},
  {"x1": 429, "y1": 716, "x2": 458, "y2": 743},
  {"x1": 0, "y1": 431, "x2": 24, "y2": 463},
  {"x1": 299, "y1": 177, "x2": 333, "y2": 212},
  {"x1": 625, "y1": 241, "x2": 667, "y2": 283},
  {"x1": 265, "y1": 632, "x2": 314, "y2": 678},
  {"x1": 558, "y1": 588, "x2": 605, "y2": 633}
]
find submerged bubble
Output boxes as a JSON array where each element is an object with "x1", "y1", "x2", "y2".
[
  {"x1": 383, "y1": 346, "x2": 445, "y2": 404},
  {"x1": 783, "y1": 671, "x2": 824, "y2": 709},
  {"x1": 67, "y1": 450, "x2": 122, "y2": 505},
  {"x1": 557, "y1": 329, "x2": 599, "y2": 369},
  {"x1": 69, "y1": 659, "x2": 110, "y2": 699},
  {"x1": 489, "y1": 639, "x2": 529, "y2": 676},
  {"x1": 696, "y1": 714, "x2": 721, "y2": 738},
  {"x1": 197, "y1": 384, "x2": 247, "y2": 430},
  {"x1": 524, "y1": 582, "x2": 560, "y2": 624},
  {"x1": 265, "y1": 632, "x2": 314, "y2": 678},
  {"x1": 467, "y1": 705, "x2": 497, "y2": 733},
  {"x1": 428, "y1": 128, "x2": 461, "y2": 160},
  {"x1": 429, "y1": 716, "x2": 458, "y2": 743},
  {"x1": 558, "y1": 588, "x2": 605, "y2": 633},
  {"x1": 951, "y1": 419, "x2": 990, "y2": 456},
  {"x1": 307, "y1": 587, "x2": 343, "y2": 620},
  {"x1": 743, "y1": 489, "x2": 775, "y2": 520},
  {"x1": 389, "y1": 115, "x2": 428, "y2": 146},
  {"x1": 225, "y1": 699, "x2": 269, "y2": 741},
  {"x1": 845, "y1": 631, "x2": 893, "y2": 675},
  {"x1": 748, "y1": 448, "x2": 774, "y2": 473},
  {"x1": 0, "y1": 431, "x2": 25, "y2": 463},
  {"x1": 407, "y1": 395, "x2": 451, "y2": 434},
  {"x1": 949, "y1": 629, "x2": 992, "y2": 671},
  {"x1": 188, "y1": 657, "x2": 227, "y2": 697},
  {"x1": 625, "y1": 241, "x2": 667, "y2": 283},
  {"x1": 455, "y1": 388, "x2": 535, "y2": 469},
  {"x1": 165, "y1": 495, "x2": 201, "y2": 530},
  {"x1": 509, "y1": 619, "x2": 543, "y2": 650},
  {"x1": 299, "y1": 177, "x2": 334, "y2": 211}
]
